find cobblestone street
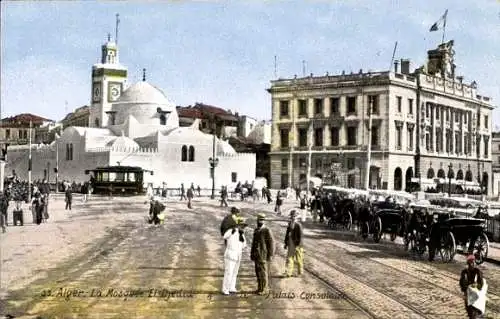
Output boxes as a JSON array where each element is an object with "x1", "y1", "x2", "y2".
[{"x1": 1, "y1": 195, "x2": 500, "y2": 318}]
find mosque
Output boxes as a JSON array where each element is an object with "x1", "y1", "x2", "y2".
[{"x1": 4, "y1": 37, "x2": 256, "y2": 189}]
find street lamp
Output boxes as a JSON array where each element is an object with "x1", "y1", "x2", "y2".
[
  {"x1": 447, "y1": 163, "x2": 453, "y2": 197},
  {"x1": 209, "y1": 156, "x2": 219, "y2": 199}
]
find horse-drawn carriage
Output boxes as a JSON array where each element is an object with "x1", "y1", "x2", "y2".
[
  {"x1": 404, "y1": 202, "x2": 489, "y2": 264},
  {"x1": 360, "y1": 198, "x2": 408, "y2": 243},
  {"x1": 321, "y1": 186, "x2": 368, "y2": 230}
]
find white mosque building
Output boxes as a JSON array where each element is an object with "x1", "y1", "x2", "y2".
[{"x1": 5, "y1": 38, "x2": 256, "y2": 189}]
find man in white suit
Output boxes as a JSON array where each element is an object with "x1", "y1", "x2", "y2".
[{"x1": 222, "y1": 218, "x2": 247, "y2": 295}]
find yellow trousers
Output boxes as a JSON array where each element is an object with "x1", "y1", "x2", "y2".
[{"x1": 286, "y1": 247, "x2": 304, "y2": 276}]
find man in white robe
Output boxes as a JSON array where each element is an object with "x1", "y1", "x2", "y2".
[{"x1": 222, "y1": 218, "x2": 247, "y2": 295}]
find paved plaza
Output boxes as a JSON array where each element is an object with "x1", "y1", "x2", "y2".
[{"x1": 1, "y1": 195, "x2": 500, "y2": 318}]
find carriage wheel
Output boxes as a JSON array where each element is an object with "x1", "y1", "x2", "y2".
[
  {"x1": 372, "y1": 216, "x2": 382, "y2": 243},
  {"x1": 327, "y1": 218, "x2": 335, "y2": 229},
  {"x1": 390, "y1": 233, "x2": 397, "y2": 242},
  {"x1": 474, "y1": 233, "x2": 489, "y2": 265},
  {"x1": 342, "y1": 210, "x2": 353, "y2": 231},
  {"x1": 439, "y1": 231, "x2": 456, "y2": 263},
  {"x1": 360, "y1": 221, "x2": 369, "y2": 240}
]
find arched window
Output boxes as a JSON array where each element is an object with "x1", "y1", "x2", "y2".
[
  {"x1": 465, "y1": 170, "x2": 473, "y2": 181},
  {"x1": 160, "y1": 114, "x2": 167, "y2": 125},
  {"x1": 456, "y1": 170, "x2": 464, "y2": 180},
  {"x1": 437, "y1": 169, "x2": 445, "y2": 178},
  {"x1": 394, "y1": 167, "x2": 402, "y2": 191},
  {"x1": 427, "y1": 168, "x2": 435, "y2": 179},
  {"x1": 188, "y1": 146, "x2": 195, "y2": 162},
  {"x1": 181, "y1": 145, "x2": 187, "y2": 162}
]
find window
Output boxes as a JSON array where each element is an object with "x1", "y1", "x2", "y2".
[
  {"x1": 397, "y1": 96, "x2": 402, "y2": 113},
  {"x1": 65, "y1": 143, "x2": 73, "y2": 161},
  {"x1": 280, "y1": 129, "x2": 289, "y2": 148},
  {"x1": 347, "y1": 158, "x2": 355, "y2": 170},
  {"x1": 5, "y1": 129, "x2": 10, "y2": 139},
  {"x1": 484, "y1": 138, "x2": 489, "y2": 157},
  {"x1": 279, "y1": 100, "x2": 289, "y2": 118},
  {"x1": 347, "y1": 97, "x2": 356, "y2": 114},
  {"x1": 446, "y1": 130, "x2": 451, "y2": 152},
  {"x1": 408, "y1": 127, "x2": 414, "y2": 151},
  {"x1": 281, "y1": 158, "x2": 288, "y2": 169},
  {"x1": 368, "y1": 95, "x2": 379, "y2": 115},
  {"x1": 95, "y1": 118, "x2": 100, "y2": 127},
  {"x1": 330, "y1": 127, "x2": 339, "y2": 146},
  {"x1": 298, "y1": 99, "x2": 307, "y2": 116},
  {"x1": 314, "y1": 98, "x2": 323, "y2": 115},
  {"x1": 231, "y1": 172, "x2": 237, "y2": 183},
  {"x1": 455, "y1": 112, "x2": 460, "y2": 123},
  {"x1": 396, "y1": 126, "x2": 402, "y2": 150},
  {"x1": 446, "y1": 109, "x2": 450, "y2": 121},
  {"x1": 188, "y1": 146, "x2": 195, "y2": 161},
  {"x1": 18, "y1": 130, "x2": 23, "y2": 139},
  {"x1": 347, "y1": 126, "x2": 357, "y2": 146},
  {"x1": 455, "y1": 132, "x2": 461, "y2": 153},
  {"x1": 371, "y1": 126, "x2": 378, "y2": 147},
  {"x1": 426, "y1": 104, "x2": 430, "y2": 118},
  {"x1": 314, "y1": 128, "x2": 323, "y2": 147},
  {"x1": 315, "y1": 158, "x2": 323, "y2": 169},
  {"x1": 109, "y1": 113, "x2": 116, "y2": 125},
  {"x1": 298, "y1": 128, "x2": 308, "y2": 147},
  {"x1": 464, "y1": 113, "x2": 467, "y2": 124},
  {"x1": 24, "y1": 130, "x2": 28, "y2": 139},
  {"x1": 485, "y1": 115, "x2": 488, "y2": 128},
  {"x1": 330, "y1": 97, "x2": 339, "y2": 114},
  {"x1": 425, "y1": 133, "x2": 430, "y2": 151},
  {"x1": 181, "y1": 145, "x2": 188, "y2": 161},
  {"x1": 408, "y1": 99, "x2": 414, "y2": 115},
  {"x1": 477, "y1": 114, "x2": 481, "y2": 127},
  {"x1": 436, "y1": 130, "x2": 441, "y2": 152},
  {"x1": 299, "y1": 157, "x2": 306, "y2": 168},
  {"x1": 160, "y1": 114, "x2": 167, "y2": 125},
  {"x1": 436, "y1": 106, "x2": 440, "y2": 119}
]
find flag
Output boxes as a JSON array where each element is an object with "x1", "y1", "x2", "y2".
[{"x1": 429, "y1": 9, "x2": 448, "y2": 32}]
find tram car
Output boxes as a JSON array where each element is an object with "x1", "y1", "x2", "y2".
[{"x1": 84, "y1": 166, "x2": 153, "y2": 196}]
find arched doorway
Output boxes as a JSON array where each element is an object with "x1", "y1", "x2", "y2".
[
  {"x1": 405, "y1": 167, "x2": 413, "y2": 192},
  {"x1": 427, "y1": 168, "x2": 435, "y2": 179},
  {"x1": 437, "y1": 169, "x2": 445, "y2": 178},
  {"x1": 447, "y1": 168, "x2": 455, "y2": 179},
  {"x1": 394, "y1": 167, "x2": 402, "y2": 191},
  {"x1": 456, "y1": 170, "x2": 464, "y2": 180},
  {"x1": 482, "y1": 172, "x2": 489, "y2": 194},
  {"x1": 369, "y1": 166, "x2": 381, "y2": 189},
  {"x1": 465, "y1": 170, "x2": 473, "y2": 181}
]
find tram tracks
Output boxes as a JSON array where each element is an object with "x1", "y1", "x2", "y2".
[{"x1": 242, "y1": 208, "x2": 438, "y2": 319}]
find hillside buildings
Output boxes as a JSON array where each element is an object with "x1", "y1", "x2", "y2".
[{"x1": 268, "y1": 40, "x2": 495, "y2": 195}]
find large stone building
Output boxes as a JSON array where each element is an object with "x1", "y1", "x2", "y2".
[
  {"x1": 268, "y1": 41, "x2": 494, "y2": 195},
  {"x1": 491, "y1": 132, "x2": 500, "y2": 197},
  {"x1": 4, "y1": 37, "x2": 256, "y2": 188},
  {"x1": 61, "y1": 105, "x2": 90, "y2": 129},
  {"x1": 177, "y1": 103, "x2": 240, "y2": 137}
]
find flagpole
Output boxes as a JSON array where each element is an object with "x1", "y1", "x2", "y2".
[
  {"x1": 28, "y1": 120, "x2": 32, "y2": 202},
  {"x1": 441, "y1": 12, "x2": 447, "y2": 44}
]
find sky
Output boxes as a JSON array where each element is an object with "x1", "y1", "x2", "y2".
[{"x1": 1, "y1": 1, "x2": 499, "y2": 125}]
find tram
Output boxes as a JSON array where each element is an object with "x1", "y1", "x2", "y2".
[{"x1": 84, "y1": 166, "x2": 153, "y2": 195}]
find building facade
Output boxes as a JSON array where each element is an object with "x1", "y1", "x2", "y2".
[
  {"x1": 61, "y1": 105, "x2": 90, "y2": 129},
  {"x1": 268, "y1": 41, "x2": 494, "y2": 195},
  {"x1": 4, "y1": 37, "x2": 256, "y2": 189},
  {"x1": 0, "y1": 113, "x2": 55, "y2": 150},
  {"x1": 177, "y1": 103, "x2": 240, "y2": 138}
]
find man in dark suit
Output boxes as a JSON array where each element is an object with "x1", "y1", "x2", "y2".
[{"x1": 250, "y1": 213, "x2": 274, "y2": 295}]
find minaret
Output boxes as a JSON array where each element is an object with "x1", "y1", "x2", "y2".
[{"x1": 89, "y1": 31, "x2": 128, "y2": 128}]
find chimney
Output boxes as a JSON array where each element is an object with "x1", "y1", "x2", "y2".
[
  {"x1": 400, "y1": 59, "x2": 411, "y2": 75},
  {"x1": 394, "y1": 60, "x2": 399, "y2": 73}
]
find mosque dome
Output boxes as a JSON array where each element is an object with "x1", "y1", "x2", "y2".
[
  {"x1": 112, "y1": 81, "x2": 178, "y2": 127},
  {"x1": 106, "y1": 135, "x2": 140, "y2": 149},
  {"x1": 117, "y1": 81, "x2": 171, "y2": 105},
  {"x1": 217, "y1": 139, "x2": 236, "y2": 155}
]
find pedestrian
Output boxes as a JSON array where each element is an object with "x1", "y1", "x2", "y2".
[
  {"x1": 180, "y1": 183, "x2": 187, "y2": 201},
  {"x1": 222, "y1": 217, "x2": 248, "y2": 295},
  {"x1": 284, "y1": 210, "x2": 304, "y2": 277},
  {"x1": 13, "y1": 201, "x2": 24, "y2": 226},
  {"x1": 460, "y1": 254, "x2": 487, "y2": 318},
  {"x1": 220, "y1": 186, "x2": 228, "y2": 207},
  {"x1": 221, "y1": 207, "x2": 240, "y2": 243},
  {"x1": 0, "y1": 193, "x2": 8, "y2": 233},
  {"x1": 148, "y1": 196, "x2": 165, "y2": 226},
  {"x1": 274, "y1": 191, "x2": 283, "y2": 215},
  {"x1": 299, "y1": 193, "x2": 307, "y2": 222},
  {"x1": 65, "y1": 186, "x2": 73, "y2": 211},
  {"x1": 197, "y1": 185, "x2": 201, "y2": 197},
  {"x1": 187, "y1": 187, "x2": 194, "y2": 209},
  {"x1": 250, "y1": 213, "x2": 274, "y2": 295},
  {"x1": 32, "y1": 191, "x2": 44, "y2": 225},
  {"x1": 82, "y1": 182, "x2": 88, "y2": 202}
]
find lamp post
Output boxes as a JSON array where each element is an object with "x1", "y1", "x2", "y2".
[
  {"x1": 209, "y1": 155, "x2": 219, "y2": 199},
  {"x1": 447, "y1": 163, "x2": 453, "y2": 197}
]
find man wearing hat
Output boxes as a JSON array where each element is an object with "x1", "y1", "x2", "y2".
[
  {"x1": 250, "y1": 213, "x2": 275, "y2": 295},
  {"x1": 222, "y1": 217, "x2": 248, "y2": 295},
  {"x1": 284, "y1": 210, "x2": 304, "y2": 277},
  {"x1": 460, "y1": 254, "x2": 485, "y2": 318},
  {"x1": 220, "y1": 207, "x2": 240, "y2": 241}
]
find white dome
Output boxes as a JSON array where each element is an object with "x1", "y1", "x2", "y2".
[
  {"x1": 217, "y1": 140, "x2": 236, "y2": 155},
  {"x1": 106, "y1": 135, "x2": 140, "y2": 149},
  {"x1": 118, "y1": 81, "x2": 171, "y2": 105}
]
